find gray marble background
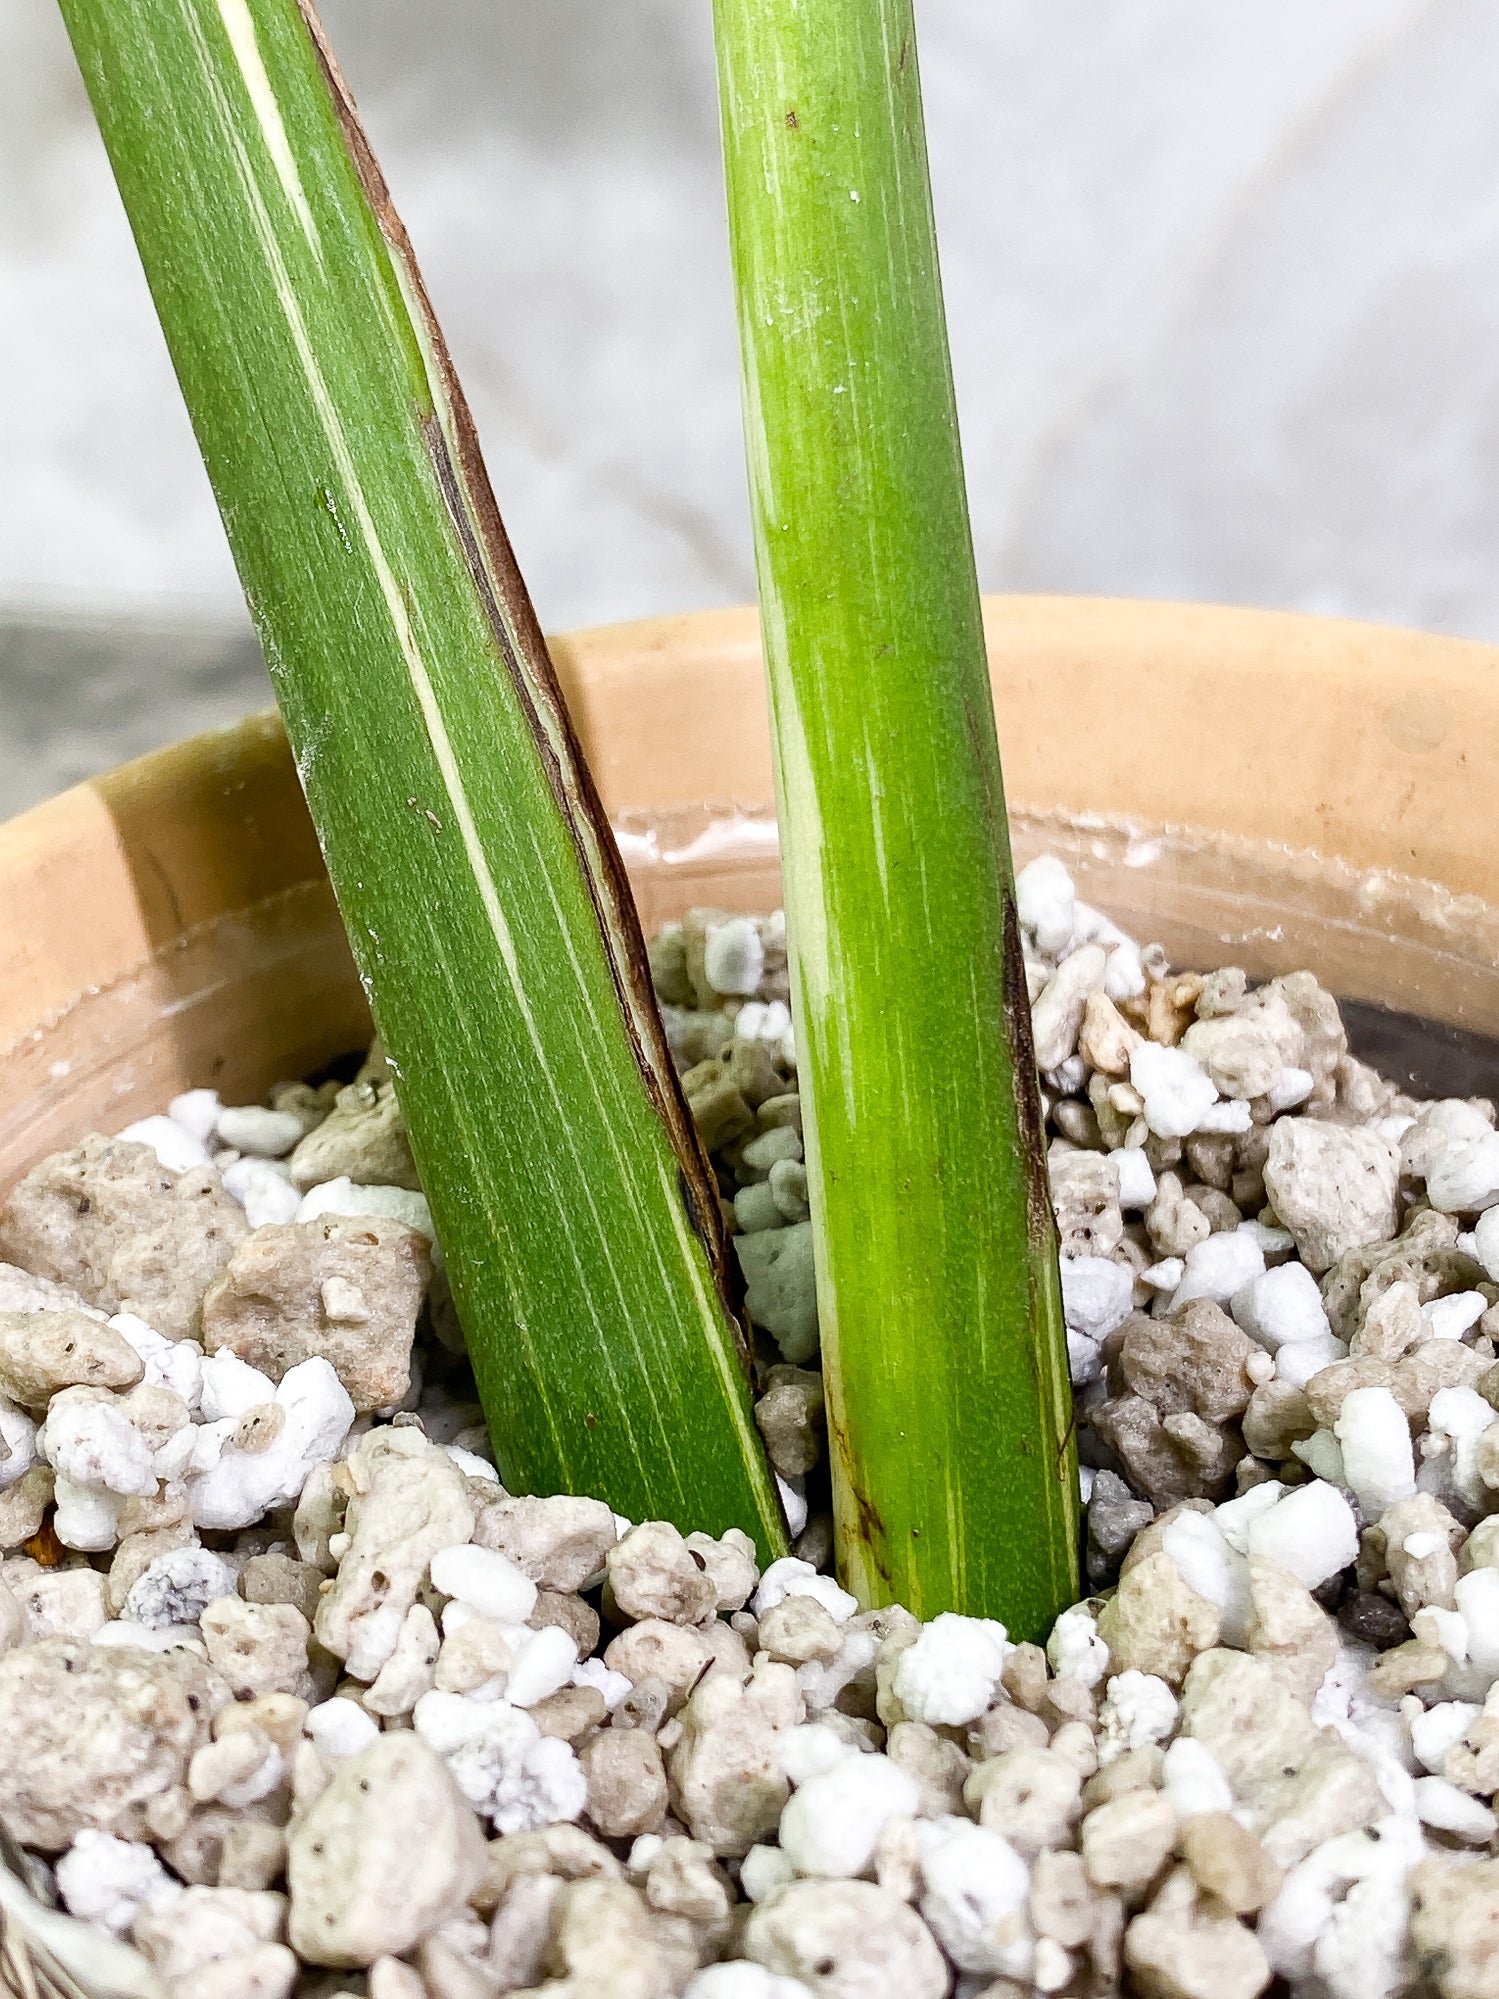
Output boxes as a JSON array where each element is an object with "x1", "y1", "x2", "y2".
[{"x1": 2, "y1": 0, "x2": 1494, "y2": 810}]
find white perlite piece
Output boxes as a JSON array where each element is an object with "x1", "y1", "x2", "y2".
[
  {"x1": 751, "y1": 1558, "x2": 857, "y2": 1623},
  {"x1": 55, "y1": 1830, "x2": 176, "y2": 1936},
  {"x1": 704, "y1": 917, "x2": 766, "y2": 997},
  {"x1": 1046, "y1": 1605, "x2": 1109, "y2": 1688},
  {"x1": 115, "y1": 1116, "x2": 213, "y2": 1176},
  {"x1": 1140, "y1": 1255, "x2": 1184, "y2": 1293},
  {"x1": 294, "y1": 1178, "x2": 435, "y2": 1239},
  {"x1": 1060, "y1": 1255, "x2": 1134, "y2": 1344},
  {"x1": 215, "y1": 1105, "x2": 307, "y2": 1158},
  {"x1": 1131, "y1": 1041, "x2": 1219, "y2": 1139},
  {"x1": 1414, "y1": 1775, "x2": 1497, "y2": 1842},
  {"x1": 739, "y1": 1845, "x2": 799, "y2": 1906},
  {"x1": 1114, "y1": 1146, "x2": 1156, "y2": 1209},
  {"x1": 1246, "y1": 1480, "x2": 1359, "y2": 1590},
  {"x1": 1161, "y1": 1737, "x2": 1235, "y2": 1819},
  {"x1": 429, "y1": 1542, "x2": 537, "y2": 1624},
  {"x1": 736, "y1": 999, "x2": 792, "y2": 1047},
  {"x1": 1016, "y1": 854, "x2": 1076, "y2": 957},
  {"x1": 110, "y1": 1311, "x2": 203, "y2": 1408},
  {"x1": 1426, "y1": 1130, "x2": 1499, "y2": 1213},
  {"x1": 1472, "y1": 1203, "x2": 1499, "y2": 1280},
  {"x1": 1168, "y1": 1229, "x2": 1266, "y2": 1311},
  {"x1": 40, "y1": 1393, "x2": 157, "y2": 1501},
  {"x1": 167, "y1": 1090, "x2": 222, "y2": 1146},
  {"x1": 569, "y1": 1655, "x2": 632, "y2": 1711},
  {"x1": 917, "y1": 1817, "x2": 1032, "y2": 1977},
  {"x1": 220, "y1": 1156, "x2": 302, "y2": 1229},
  {"x1": 1428, "y1": 1386, "x2": 1499, "y2": 1512},
  {"x1": 412, "y1": 1690, "x2": 587, "y2": 1832},
  {"x1": 686, "y1": 1968, "x2": 815, "y2": 1999},
  {"x1": 778, "y1": 1753, "x2": 918, "y2": 1878},
  {"x1": 1219, "y1": 1486, "x2": 1296, "y2": 1556},
  {"x1": 1408, "y1": 1701, "x2": 1479, "y2": 1774},
  {"x1": 1098, "y1": 1670, "x2": 1179, "y2": 1763},
  {"x1": 1162, "y1": 1510, "x2": 1251, "y2": 1647},
  {"x1": 1231, "y1": 1261, "x2": 1331, "y2": 1349},
  {"x1": 189, "y1": 1356, "x2": 355, "y2": 1530},
  {"x1": 505, "y1": 1624, "x2": 579, "y2": 1707},
  {"x1": 1334, "y1": 1387, "x2": 1416, "y2": 1516},
  {"x1": 892, "y1": 1614, "x2": 1009, "y2": 1725},
  {"x1": 1276, "y1": 1332, "x2": 1346, "y2": 1387},
  {"x1": 305, "y1": 1698, "x2": 381, "y2": 1761},
  {"x1": 776, "y1": 1475, "x2": 808, "y2": 1537},
  {"x1": 1402, "y1": 1098, "x2": 1493, "y2": 1180},
  {"x1": 778, "y1": 1724, "x2": 853, "y2": 1788},
  {"x1": 1424, "y1": 1290, "x2": 1487, "y2": 1340},
  {"x1": 1066, "y1": 1328, "x2": 1104, "y2": 1388}
]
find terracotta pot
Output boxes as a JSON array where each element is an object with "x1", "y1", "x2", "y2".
[{"x1": 2, "y1": 596, "x2": 1497, "y2": 1191}]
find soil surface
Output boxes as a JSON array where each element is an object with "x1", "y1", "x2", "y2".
[{"x1": 0, "y1": 856, "x2": 1494, "y2": 1999}]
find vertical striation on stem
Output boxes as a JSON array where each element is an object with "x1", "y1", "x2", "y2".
[
  {"x1": 58, "y1": 0, "x2": 786, "y2": 1558},
  {"x1": 712, "y1": 0, "x2": 1078, "y2": 1629}
]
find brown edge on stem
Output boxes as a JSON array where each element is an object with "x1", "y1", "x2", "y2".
[
  {"x1": 292, "y1": 1, "x2": 749, "y2": 1373},
  {"x1": 825, "y1": 1398, "x2": 892, "y2": 1591},
  {"x1": 1000, "y1": 889, "x2": 1056, "y2": 1256}
]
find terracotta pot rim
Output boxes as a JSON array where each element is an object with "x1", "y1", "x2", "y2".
[
  {"x1": 6, "y1": 589, "x2": 1496, "y2": 862},
  {"x1": 1, "y1": 592, "x2": 1496, "y2": 1179}
]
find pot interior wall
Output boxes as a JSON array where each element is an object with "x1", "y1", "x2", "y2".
[
  {"x1": 0, "y1": 881, "x2": 371, "y2": 1186},
  {"x1": 5, "y1": 599, "x2": 1499, "y2": 1186},
  {"x1": 5, "y1": 797, "x2": 1497, "y2": 1197},
  {"x1": 622, "y1": 804, "x2": 1499, "y2": 1101}
]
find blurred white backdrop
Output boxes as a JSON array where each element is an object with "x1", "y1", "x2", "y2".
[{"x1": 2, "y1": 0, "x2": 1496, "y2": 798}]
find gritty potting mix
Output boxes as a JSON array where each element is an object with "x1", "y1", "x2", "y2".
[{"x1": 0, "y1": 854, "x2": 1495, "y2": 1999}]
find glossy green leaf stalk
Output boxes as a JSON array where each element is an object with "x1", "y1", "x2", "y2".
[
  {"x1": 59, "y1": 0, "x2": 786, "y2": 1559},
  {"x1": 712, "y1": 0, "x2": 1077, "y2": 1630}
]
